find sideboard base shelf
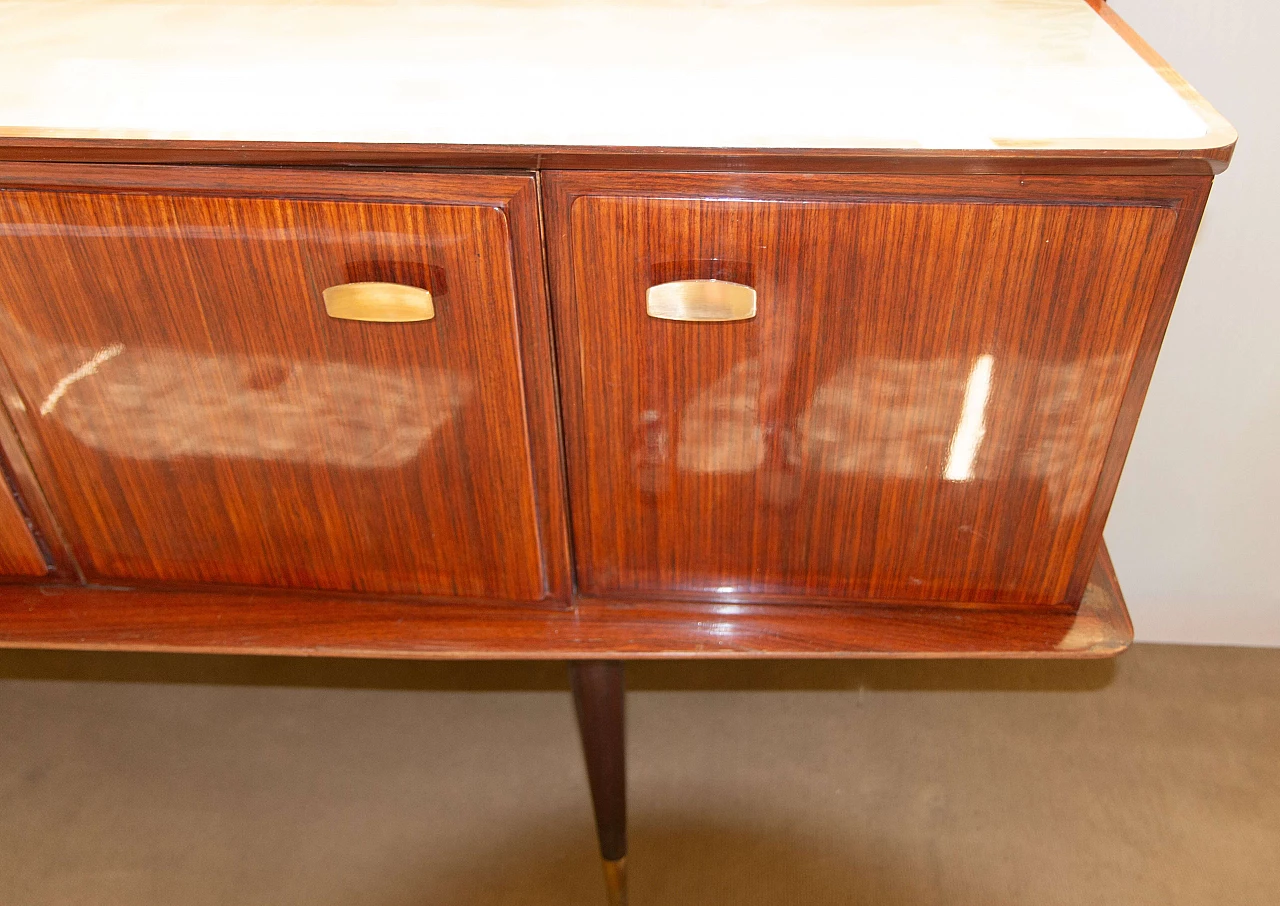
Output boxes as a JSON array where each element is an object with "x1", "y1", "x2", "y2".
[{"x1": 0, "y1": 546, "x2": 1131, "y2": 660}]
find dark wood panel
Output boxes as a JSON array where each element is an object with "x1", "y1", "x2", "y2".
[
  {"x1": 1061, "y1": 178, "x2": 1211, "y2": 601},
  {"x1": 0, "y1": 376, "x2": 77, "y2": 579},
  {"x1": 0, "y1": 165, "x2": 568, "y2": 603},
  {"x1": 569, "y1": 661, "x2": 627, "y2": 864},
  {"x1": 0, "y1": 544, "x2": 1131, "y2": 659},
  {"x1": 0, "y1": 137, "x2": 1231, "y2": 176},
  {"x1": 0, "y1": 452, "x2": 49, "y2": 577},
  {"x1": 545, "y1": 171, "x2": 1208, "y2": 608}
]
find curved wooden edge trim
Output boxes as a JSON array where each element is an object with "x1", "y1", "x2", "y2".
[
  {"x1": 1058, "y1": 541, "x2": 1133, "y2": 657},
  {"x1": 0, "y1": 136, "x2": 1231, "y2": 176},
  {"x1": 0, "y1": 546, "x2": 1131, "y2": 660},
  {"x1": 1090, "y1": 2, "x2": 1236, "y2": 172}
]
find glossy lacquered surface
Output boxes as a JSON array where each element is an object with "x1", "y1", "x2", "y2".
[
  {"x1": 0, "y1": 164, "x2": 567, "y2": 602},
  {"x1": 546, "y1": 171, "x2": 1207, "y2": 608},
  {"x1": 0, "y1": 470, "x2": 48, "y2": 577},
  {"x1": 0, "y1": 544, "x2": 1132, "y2": 659}
]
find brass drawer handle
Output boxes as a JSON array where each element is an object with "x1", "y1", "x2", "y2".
[
  {"x1": 322, "y1": 282, "x2": 435, "y2": 322},
  {"x1": 646, "y1": 279, "x2": 756, "y2": 322}
]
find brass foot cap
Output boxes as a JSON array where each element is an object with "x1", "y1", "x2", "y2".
[{"x1": 602, "y1": 857, "x2": 627, "y2": 906}]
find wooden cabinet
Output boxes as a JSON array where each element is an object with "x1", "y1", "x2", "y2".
[
  {"x1": 0, "y1": 161, "x2": 1218, "y2": 635},
  {"x1": 544, "y1": 172, "x2": 1205, "y2": 608},
  {"x1": 0, "y1": 0, "x2": 1235, "y2": 685},
  {"x1": 0, "y1": 166, "x2": 568, "y2": 602},
  {"x1": 0, "y1": 1, "x2": 1240, "y2": 901}
]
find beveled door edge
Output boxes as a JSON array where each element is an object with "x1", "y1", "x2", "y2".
[{"x1": 0, "y1": 353, "x2": 83, "y2": 581}]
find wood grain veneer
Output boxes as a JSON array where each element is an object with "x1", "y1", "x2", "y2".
[
  {"x1": 0, "y1": 454, "x2": 50, "y2": 578},
  {"x1": 545, "y1": 171, "x2": 1210, "y2": 609},
  {"x1": 0, "y1": 164, "x2": 570, "y2": 603},
  {"x1": 0, "y1": 141, "x2": 1235, "y2": 178},
  {"x1": 0, "y1": 544, "x2": 1131, "y2": 659}
]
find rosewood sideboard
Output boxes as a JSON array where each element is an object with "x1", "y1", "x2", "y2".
[{"x1": 0, "y1": 0, "x2": 1235, "y2": 902}]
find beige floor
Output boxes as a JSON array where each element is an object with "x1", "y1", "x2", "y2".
[{"x1": 0, "y1": 644, "x2": 1276, "y2": 905}]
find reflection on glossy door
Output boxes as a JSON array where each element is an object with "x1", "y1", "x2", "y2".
[
  {"x1": 549, "y1": 175, "x2": 1180, "y2": 607},
  {"x1": 0, "y1": 174, "x2": 550, "y2": 600}
]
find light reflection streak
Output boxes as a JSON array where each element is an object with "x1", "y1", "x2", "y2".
[
  {"x1": 37, "y1": 344, "x2": 469, "y2": 467},
  {"x1": 39, "y1": 343, "x2": 124, "y2": 416},
  {"x1": 944, "y1": 354, "x2": 994, "y2": 482}
]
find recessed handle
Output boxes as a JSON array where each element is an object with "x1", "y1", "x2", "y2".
[
  {"x1": 646, "y1": 279, "x2": 756, "y2": 322},
  {"x1": 322, "y1": 282, "x2": 434, "y2": 322}
]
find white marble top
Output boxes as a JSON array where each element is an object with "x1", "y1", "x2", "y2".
[{"x1": 0, "y1": 0, "x2": 1235, "y2": 151}]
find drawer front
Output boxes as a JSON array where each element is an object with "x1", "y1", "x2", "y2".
[
  {"x1": 0, "y1": 166, "x2": 564, "y2": 602},
  {"x1": 546, "y1": 171, "x2": 1202, "y2": 607}
]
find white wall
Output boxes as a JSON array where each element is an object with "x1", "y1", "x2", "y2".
[{"x1": 1105, "y1": 1, "x2": 1280, "y2": 645}]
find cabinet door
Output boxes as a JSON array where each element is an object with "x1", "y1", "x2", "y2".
[
  {"x1": 0, "y1": 166, "x2": 566, "y2": 603},
  {"x1": 0, "y1": 473, "x2": 48, "y2": 578},
  {"x1": 545, "y1": 171, "x2": 1205, "y2": 607}
]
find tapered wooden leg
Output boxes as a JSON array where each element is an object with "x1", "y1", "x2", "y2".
[{"x1": 569, "y1": 660, "x2": 627, "y2": 906}]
